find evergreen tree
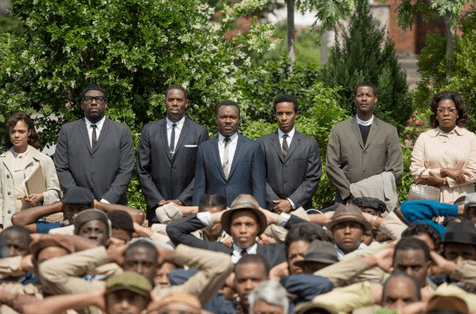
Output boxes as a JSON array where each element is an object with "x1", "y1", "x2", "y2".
[{"x1": 322, "y1": 0, "x2": 412, "y2": 130}]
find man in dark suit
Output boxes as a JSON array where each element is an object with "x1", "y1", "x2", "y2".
[
  {"x1": 326, "y1": 82, "x2": 403, "y2": 202},
  {"x1": 193, "y1": 101, "x2": 266, "y2": 208},
  {"x1": 257, "y1": 95, "x2": 321, "y2": 212},
  {"x1": 54, "y1": 85, "x2": 134, "y2": 205},
  {"x1": 167, "y1": 194, "x2": 311, "y2": 267},
  {"x1": 137, "y1": 85, "x2": 208, "y2": 223}
]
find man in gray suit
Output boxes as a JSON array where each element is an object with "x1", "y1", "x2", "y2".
[
  {"x1": 257, "y1": 95, "x2": 321, "y2": 212},
  {"x1": 137, "y1": 84, "x2": 208, "y2": 223},
  {"x1": 54, "y1": 85, "x2": 134, "y2": 205},
  {"x1": 326, "y1": 82, "x2": 403, "y2": 203}
]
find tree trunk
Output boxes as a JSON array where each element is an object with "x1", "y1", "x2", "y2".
[
  {"x1": 443, "y1": 14, "x2": 455, "y2": 76},
  {"x1": 287, "y1": 0, "x2": 296, "y2": 67}
]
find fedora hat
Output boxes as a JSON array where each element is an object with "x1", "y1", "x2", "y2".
[
  {"x1": 294, "y1": 240, "x2": 339, "y2": 268},
  {"x1": 221, "y1": 194, "x2": 267, "y2": 236},
  {"x1": 325, "y1": 204, "x2": 372, "y2": 232},
  {"x1": 444, "y1": 220, "x2": 476, "y2": 246}
]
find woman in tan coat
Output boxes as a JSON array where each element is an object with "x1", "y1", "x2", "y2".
[{"x1": 0, "y1": 112, "x2": 61, "y2": 229}]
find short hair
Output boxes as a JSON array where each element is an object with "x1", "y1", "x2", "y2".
[
  {"x1": 216, "y1": 100, "x2": 240, "y2": 116},
  {"x1": 429, "y1": 91, "x2": 468, "y2": 128},
  {"x1": 394, "y1": 237, "x2": 430, "y2": 262},
  {"x1": 3, "y1": 112, "x2": 41, "y2": 150},
  {"x1": 198, "y1": 194, "x2": 227, "y2": 212},
  {"x1": 0, "y1": 226, "x2": 31, "y2": 245},
  {"x1": 107, "y1": 210, "x2": 134, "y2": 236},
  {"x1": 382, "y1": 272, "x2": 421, "y2": 302},
  {"x1": 165, "y1": 84, "x2": 188, "y2": 99},
  {"x1": 81, "y1": 84, "x2": 107, "y2": 99},
  {"x1": 126, "y1": 240, "x2": 158, "y2": 262},
  {"x1": 402, "y1": 223, "x2": 442, "y2": 251},
  {"x1": 274, "y1": 94, "x2": 298, "y2": 113},
  {"x1": 354, "y1": 82, "x2": 377, "y2": 97},
  {"x1": 248, "y1": 281, "x2": 289, "y2": 314},
  {"x1": 284, "y1": 223, "x2": 325, "y2": 257},
  {"x1": 235, "y1": 254, "x2": 270, "y2": 277}
]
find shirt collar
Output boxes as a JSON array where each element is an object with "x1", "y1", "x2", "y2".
[
  {"x1": 356, "y1": 114, "x2": 374, "y2": 126},
  {"x1": 431, "y1": 125, "x2": 466, "y2": 137},
  {"x1": 85, "y1": 116, "x2": 106, "y2": 131},
  {"x1": 335, "y1": 242, "x2": 367, "y2": 260},
  {"x1": 278, "y1": 127, "x2": 296, "y2": 139},
  {"x1": 219, "y1": 132, "x2": 238, "y2": 143},
  {"x1": 166, "y1": 116, "x2": 185, "y2": 130},
  {"x1": 232, "y1": 242, "x2": 258, "y2": 253}
]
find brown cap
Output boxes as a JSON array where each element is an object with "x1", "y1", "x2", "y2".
[
  {"x1": 325, "y1": 204, "x2": 372, "y2": 232},
  {"x1": 426, "y1": 295, "x2": 468, "y2": 314},
  {"x1": 105, "y1": 271, "x2": 152, "y2": 299},
  {"x1": 153, "y1": 292, "x2": 201, "y2": 314},
  {"x1": 221, "y1": 194, "x2": 267, "y2": 236}
]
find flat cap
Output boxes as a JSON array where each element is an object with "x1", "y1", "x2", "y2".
[
  {"x1": 62, "y1": 187, "x2": 94, "y2": 205},
  {"x1": 73, "y1": 209, "x2": 111, "y2": 236},
  {"x1": 106, "y1": 271, "x2": 152, "y2": 298}
]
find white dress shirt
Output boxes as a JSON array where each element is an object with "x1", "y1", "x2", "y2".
[
  {"x1": 278, "y1": 127, "x2": 296, "y2": 148},
  {"x1": 85, "y1": 116, "x2": 106, "y2": 147},
  {"x1": 166, "y1": 117, "x2": 185, "y2": 154},
  {"x1": 218, "y1": 132, "x2": 238, "y2": 172}
]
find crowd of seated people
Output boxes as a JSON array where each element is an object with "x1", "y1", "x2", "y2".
[{"x1": 1, "y1": 82, "x2": 476, "y2": 314}]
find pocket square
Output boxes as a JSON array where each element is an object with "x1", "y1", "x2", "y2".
[{"x1": 184, "y1": 144, "x2": 198, "y2": 147}]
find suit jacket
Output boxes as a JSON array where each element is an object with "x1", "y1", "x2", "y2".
[
  {"x1": 54, "y1": 118, "x2": 134, "y2": 204},
  {"x1": 326, "y1": 117, "x2": 403, "y2": 200},
  {"x1": 257, "y1": 130, "x2": 321, "y2": 209},
  {"x1": 192, "y1": 134, "x2": 266, "y2": 208},
  {"x1": 137, "y1": 118, "x2": 208, "y2": 220},
  {"x1": 166, "y1": 214, "x2": 308, "y2": 267}
]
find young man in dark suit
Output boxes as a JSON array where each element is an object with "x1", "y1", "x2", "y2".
[
  {"x1": 54, "y1": 85, "x2": 134, "y2": 205},
  {"x1": 137, "y1": 85, "x2": 208, "y2": 223},
  {"x1": 257, "y1": 95, "x2": 321, "y2": 212},
  {"x1": 193, "y1": 101, "x2": 266, "y2": 208}
]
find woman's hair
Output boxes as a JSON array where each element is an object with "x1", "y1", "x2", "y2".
[
  {"x1": 429, "y1": 91, "x2": 468, "y2": 128},
  {"x1": 3, "y1": 112, "x2": 41, "y2": 150}
]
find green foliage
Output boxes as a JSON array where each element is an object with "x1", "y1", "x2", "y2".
[
  {"x1": 414, "y1": 10, "x2": 476, "y2": 130},
  {"x1": 297, "y1": 0, "x2": 355, "y2": 34},
  {"x1": 321, "y1": 0, "x2": 412, "y2": 131},
  {"x1": 250, "y1": 21, "x2": 321, "y2": 66},
  {"x1": 397, "y1": 147, "x2": 415, "y2": 203}
]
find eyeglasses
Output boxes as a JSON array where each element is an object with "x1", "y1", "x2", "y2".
[
  {"x1": 437, "y1": 107, "x2": 457, "y2": 114},
  {"x1": 83, "y1": 96, "x2": 106, "y2": 104}
]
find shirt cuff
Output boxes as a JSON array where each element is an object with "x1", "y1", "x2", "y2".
[
  {"x1": 100, "y1": 198, "x2": 110, "y2": 204},
  {"x1": 287, "y1": 198, "x2": 296, "y2": 210},
  {"x1": 197, "y1": 212, "x2": 212, "y2": 227},
  {"x1": 278, "y1": 213, "x2": 291, "y2": 227}
]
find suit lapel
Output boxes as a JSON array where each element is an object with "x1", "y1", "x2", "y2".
[
  {"x1": 211, "y1": 137, "x2": 227, "y2": 181},
  {"x1": 284, "y1": 131, "x2": 302, "y2": 161},
  {"x1": 159, "y1": 120, "x2": 173, "y2": 163},
  {"x1": 271, "y1": 131, "x2": 285, "y2": 164},
  {"x1": 80, "y1": 119, "x2": 93, "y2": 154},
  {"x1": 228, "y1": 135, "x2": 246, "y2": 180},
  {"x1": 93, "y1": 118, "x2": 110, "y2": 154},
  {"x1": 364, "y1": 118, "x2": 379, "y2": 150},
  {"x1": 350, "y1": 118, "x2": 365, "y2": 149},
  {"x1": 172, "y1": 118, "x2": 189, "y2": 160}
]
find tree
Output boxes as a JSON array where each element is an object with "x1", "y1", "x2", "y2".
[
  {"x1": 0, "y1": 0, "x2": 275, "y2": 208},
  {"x1": 395, "y1": 0, "x2": 467, "y2": 72},
  {"x1": 322, "y1": 0, "x2": 412, "y2": 130},
  {"x1": 285, "y1": 0, "x2": 355, "y2": 64}
]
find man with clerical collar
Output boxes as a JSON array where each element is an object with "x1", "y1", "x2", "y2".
[
  {"x1": 257, "y1": 94, "x2": 321, "y2": 212},
  {"x1": 193, "y1": 101, "x2": 266, "y2": 208},
  {"x1": 137, "y1": 84, "x2": 208, "y2": 224},
  {"x1": 167, "y1": 194, "x2": 311, "y2": 267},
  {"x1": 326, "y1": 82, "x2": 403, "y2": 203}
]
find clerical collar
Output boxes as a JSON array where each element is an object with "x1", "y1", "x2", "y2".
[{"x1": 356, "y1": 115, "x2": 374, "y2": 126}]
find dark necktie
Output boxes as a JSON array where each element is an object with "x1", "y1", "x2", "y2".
[
  {"x1": 91, "y1": 124, "x2": 97, "y2": 150},
  {"x1": 169, "y1": 123, "x2": 177, "y2": 154},
  {"x1": 282, "y1": 134, "x2": 289, "y2": 158},
  {"x1": 223, "y1": 136, "x2": 231, "y2": 179},
  {"x1": 241, "y1": 249, "x2": 248, "y2": 256}
]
